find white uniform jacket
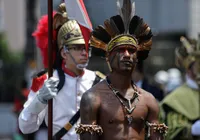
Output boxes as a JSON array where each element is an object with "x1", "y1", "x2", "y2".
[{"x1": 18, "y1": 69, "x2": 97, "y2": 140}]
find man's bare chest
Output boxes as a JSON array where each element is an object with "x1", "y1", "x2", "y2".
[{"x1": 99, "y1": 92, "x2": 148, "y2": 126}]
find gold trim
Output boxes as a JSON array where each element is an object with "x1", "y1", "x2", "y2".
[
  {"x1": 95, "y1": 71, "x2": 106, "y2": 79},
  {"x1": 64, "y1": 123, "x2": 72, "y2": 131},
  {"x1": 63, "y1": 38, "x2": 85, "y2": 45}
]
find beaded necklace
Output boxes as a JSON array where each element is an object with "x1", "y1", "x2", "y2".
[{"x1": 106, "y1": 76, "x2": 139, "y2": 124}]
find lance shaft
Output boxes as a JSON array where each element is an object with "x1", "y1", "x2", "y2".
[{"x1": 48, "y1": 0, "x2": 53, "y2": 139}]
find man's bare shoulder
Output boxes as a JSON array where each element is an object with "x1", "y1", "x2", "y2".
[
  {"x1": 137, "y1": 87, "x2": 155, "y2": 99},
  {"x1": 87, "y1": 80, "x2": 107, "y2": 94},
  {"x1": 82, "y1": 80, "x2": 107, "y2": 104},
  {"x1": 80, "y1": 81, "x2": 108, "y2": 124},
  {"x1": 137, "y1": 87, "x2": 159, "y2": 111}
]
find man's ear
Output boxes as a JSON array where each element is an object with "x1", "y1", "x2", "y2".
[{"x1": 60, "y1": 48, "x2": 68, "y2": 60}]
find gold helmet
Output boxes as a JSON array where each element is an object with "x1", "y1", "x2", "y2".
[
  {"x1": 53, "y1": 3, "x2": 85, "y2": 50},
  {"x1": 175, "y1": 36, "x2": 198, "y2": 69},
  {"x1": 57, "y1": 20, "x2": 85, "y2": 49}
]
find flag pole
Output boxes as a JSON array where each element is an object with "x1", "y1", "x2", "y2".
[{"x1": 48, "y1": 0, "x2": 53, "y2": 139}]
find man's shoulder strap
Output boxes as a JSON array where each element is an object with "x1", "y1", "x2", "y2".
[{"x1": 92, "y1": 71, "x2": 106, "y2": 87}]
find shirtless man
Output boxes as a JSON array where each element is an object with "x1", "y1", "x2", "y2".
[{"x1": 76, "y1": 1, "x2": 167, "y2": 139}]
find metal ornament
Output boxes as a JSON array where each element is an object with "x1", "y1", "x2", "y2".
[{"x1": 126, "y1": 115, "x2": 133, "y2": 125}]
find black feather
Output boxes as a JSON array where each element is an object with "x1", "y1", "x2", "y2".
[
  {"x1": 110, "y1": 15, "x2": 124, "y2": 34},
  {"x1": 129, "y1": 15, "x2": 143, "y2": 35},
  {"x1": 92, "y1": 25, "x2": 111, "y2": 44},
  {"x1": 91, "y1": 47, "x2": 106, "y2": 57},
  {"x1": 137, "y1": 50, "x2": 149, "y2": 60},
  {"x1": 138, "y1": 30, "x2": 153, "y2": 43}
]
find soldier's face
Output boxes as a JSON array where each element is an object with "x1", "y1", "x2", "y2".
[
  {"x1": 67, "y1": 44, "x2": 89, "y2": 64},
  {"x1": 61, "y1": 44, "x2": 89, "y2": 69}
]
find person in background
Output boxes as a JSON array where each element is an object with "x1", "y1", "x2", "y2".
[
  {"x1": 13, "y1": 79, "x2": 34, "y2": 140},
  {"x1": 160, "y1": 36, "x2": 200, "y2": 140},
  {"x1": 154, "y1": 70, "x2": 169, "y2": 96},
  {"x1": 165, "y1": 68, "x2": 183, "y2": 94},
  {"x1": 132, "y1": 60, "x2": 164, "y2": 101}
]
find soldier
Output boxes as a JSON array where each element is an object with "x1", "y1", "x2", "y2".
[{"x1": 18, "y1": 3, "x2": 104, "y2": 140}]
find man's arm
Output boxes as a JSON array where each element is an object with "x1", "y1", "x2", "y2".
[
  {"x1": 79, "y1": 90, "x2": 101, "y2": 140},
  {"x1": 146, "y1": 93, "x2": 167, "y2": 140},
  {"x1": 18, "y1": 90, "x2": 47, "y2": 134},
  {"x1": 19, "y1": 73, "x2": 58, "y2": 134}
]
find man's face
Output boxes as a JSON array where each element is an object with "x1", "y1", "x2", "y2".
[
  {"x1": 62, "y1": 44, "x2": 89, "y2": 67},
  {"x1": 108, "y1": 45, "x2": 137, "y2": 73}
]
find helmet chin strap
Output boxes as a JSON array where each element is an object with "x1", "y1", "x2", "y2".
[{"x1": 64, "y1": 46, "x2": 89, "y2": 70}]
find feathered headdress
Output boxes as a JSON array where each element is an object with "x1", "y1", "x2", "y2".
[
  {"x1": 32, "y1": 11, "x2": 57, "y2": 68},
  {"x1": 175, "y1": 36, "x2": 198, "y2": 69},
  {"x1": 91, "y1": 0, "x2": 153, "y2": 61}
]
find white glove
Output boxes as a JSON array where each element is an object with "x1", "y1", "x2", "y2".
[
  {"x1": 37, "y1": 77, "x2": 59, "y2": 104},
  {"x1": 191, "y1": 120, "x2": 200, "y2": 136}
]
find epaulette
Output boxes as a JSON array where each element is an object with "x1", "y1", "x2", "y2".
[{"x1": 95, "y1": 71, "x2": 106, "y2": 79}]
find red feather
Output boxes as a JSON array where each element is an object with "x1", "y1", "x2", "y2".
[
  {"x1": 32, "y1": 11, "x2": 57, "y2": 68},
  {"x1": 31, "y1": 74, "x2": 47, "y2": 92}
]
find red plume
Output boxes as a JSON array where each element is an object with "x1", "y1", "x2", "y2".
[{"x1": 32, "y1": 11, "x2": 57, "y2": 68}]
